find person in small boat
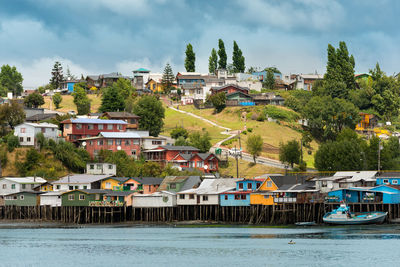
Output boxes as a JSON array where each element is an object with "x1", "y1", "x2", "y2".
[{"x1": 346, "y1": 210, "x2": 352, "y2": 218}]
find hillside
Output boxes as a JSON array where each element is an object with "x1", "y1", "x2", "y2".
[
  {"x1": 219, "y1": 158, "x2": 284, "y2": 178},
  {"x1": 42, "y1": 94, "x2": 102, "y2": 113}
]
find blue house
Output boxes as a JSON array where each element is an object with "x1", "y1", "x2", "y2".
[
  {"x1": 60, "y1": 80, "x2": 79, "y2": 93},
  {"x1": 370, "y1": 185, "x2": 400, "y2": 204},
  {"x1": 376, "y1": 175, "x2": 400, "y2": 186},
  {"x1": 219, "y1": 179, "x2": 264, "y2": 206},
  {"x1": 327, "y1": 185, "x2": 400, "y2": 204},
  {"x1": 252, "y1": 71, "x2": 282, "y2": 82}
]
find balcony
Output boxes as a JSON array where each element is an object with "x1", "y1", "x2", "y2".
[{"x1": 274, "y1": 197, "x2": 297, "y2": 203}]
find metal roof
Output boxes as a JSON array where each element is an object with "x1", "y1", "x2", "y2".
[
  {"x1": 102, "y1": 112, "x2": 140, "y2": 119},
  {"x1": 160, "y1": 145, "x2": 199, "y2": 151},
  {"x1": 63, "y1": 118, "x2": 128, "y2": 124},
  {"x1": 2, "y1": 177, "x2": 47, "y2": 184},
  {"x1": 130, "y1": 177, "x2": 163, "y2": 185},
  {"x1": 100, "y1": 132, "x2": 142, "y2": 138},
  {"x1": 53, "y1": 174, "x2": 113, "y2": 184},
  {"x1": 179, "y1": 178, "x2": 241, "y2": 195},
  {"x1": 18, "y1": 122, "x2": 58, "y2": 128},
  {"x1": 105, "y1": 191, "x2": 135, "y2": 197}
]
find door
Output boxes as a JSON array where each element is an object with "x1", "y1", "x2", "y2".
[{"x1": 197, "y1": 195, "x2": 200, "y2": 204}]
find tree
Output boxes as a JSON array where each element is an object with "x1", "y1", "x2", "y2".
[
  {"x1": 246, "y1": 66, "x2": 260, "y2": 74},
  {"x1": 35, "y1": 132, "x2": 47, "y2": 151},
  {"x1": 24, "y1": 92, "x2": 44, "y2": 108},
  {"x1": 65, "y1": 66, "x2": 77, "y2": 80},
  {"x1": 53, "y1": 93, "x2": 62, "y2": 109},
  {"x1": 0, "y1": 100, "x2": 25, "y2": 131},
  {"x1": 218, "y1": 39, "x2": 227, "y2": 69},
  {"x1": 174, "y1": 136, "x2": 190, "y2": 146},
  {"x1": 6, "y1": 135, "x2": 20, "y2": 152},
  {"x1": 263, "y1": 69, "x2": 275, "y2": 89},
  {"x1": 264, "y1": 67, "x2": 281, "y2": 74},
  {"x1": 0, "y1": 65, "x2": 23, "y2": 96},
  {"x1": 99, "y1": 84, "x2": 125, "y2": 113},
  {"x1": 208, "y1": 48, "x2": 218, "y2": 74},
  {"x1": 246, "y1": 134, "x2": 263, "y2": 163},
  {"x1": 132, "y1": 95, "x2": 165, "y2": 136},
  {"x1": 188, "y1": 131, "x2": 212, "y2": 153},
  {"x1": 161, "y1": 63, "x2": 175, "y2": 93},
  {"x1": 171, "y1": 127, "x2": 189, "y2": 140},
  {"x1": 72, "y1": 82, "x2": 91, "y2": 115},
  {"x1": 232, "y1": 41, "x2": 245, "y2": 73},
  {"x1": 184, "y1": 43, "x2": 196, "y2": 72},
  {"x1": 113, "y1": 78, "x2": 135, "y2": 99},
  {"x1": 49, "y1": 61, "x2": 64, "y2": 89},
  {"x1": 207, "y1": 92, "x2": 226, "y2": 113},
  {"x1": 279, "y1": 140, "x2": 301, "y2": 168}
]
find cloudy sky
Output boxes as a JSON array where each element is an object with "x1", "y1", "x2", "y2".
[{"x1": 0, "y1": 0, "x2": 399, "y2": 88}]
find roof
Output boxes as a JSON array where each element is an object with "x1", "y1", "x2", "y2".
[
  {"x1": 5, "y1": 191, "x2": 43, "y2": 196},
  {"x1": 133, "y1": 68, "x2": 150, "y2": 72},
  {"x1": 105, "y1": 177, "x2": 129, "y2": 183},
  {"x1": 226, "y1": 91, "x2": 252, "y2": 98},
  {"x1": 268, "y1": 175, "x2": 308, "y2": 189},
  {"x1": 129, "y1": 177, "x2": 163, "y2": 185},
  {"x1": 157, "y1": 176, "x2": 202, "y2": 192},
  {"x1": 61, "y1": 189, "x2": 110, "y2": 195},
  {"x1": 1, "y1": 177, "x2": 47, "y2": 184},
  {"x1": 17, "y1": 122, "x2": 58, "y2": 128},
  {"x1": 334, "y1": 171, "x2": 377, "y2": 182},
  {"x1": 61, "y1": 118, "x2": 127, "y2": 124},
  {"x1": 102, "y1": 112, "x2": 140, "y2": 119},
  {"x1": 211, "y1": 84, "x2": 250, "y2": 92},
  {"x1": 376, "y1": 172, "x2": 400, "y2": 178},
  {"x1": 25, "y1": 113, "x2": 58, "y2": 122},
  {"x1": 105, "y1": 191, "x2": 135, "y2": 197},
  {"x1": 160, "y1": 145, "x2": 199, "y2": 151},
  {"x1": 53, "y1": 174, "x2": 114, "y2": 184},
  {"x1": 40, "y1": 191, "x2": 65, "y2": 196},
  {"x1": 100, "y1": 132, "x2": 142, "y2": 139},
  {"x1": 178, "y1": 178, "x2": 242, "y2": 195}
]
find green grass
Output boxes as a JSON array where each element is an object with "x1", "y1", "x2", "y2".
[
  {"x1": 219, "y1": 158, "x2": 284, "y2": 178},
  {"x1": 43, "y1": 94, "x2": 102, "y2": 113}
]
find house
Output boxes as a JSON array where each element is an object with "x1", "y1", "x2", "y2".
[
  {"x1": 101, "y1": 112, "x2": 140, "y2": 130},
  {"x1": 283, "y1": 74, "x2": 323, "y2": 91},
  {"x1": 157, "y1": 176, "x2": 202, "y2": 193},
  {"x1": 143, "y1": 146, "x2": 219, "y2": 172},
  {"x1": 24, "y1": 107, "x2": 44, "y2": 118},
  {"x1": 141, "y1": 136, "x2": 167, "y2": 150},
  {"x1": 250, "y1": 175, "x2": 281, "y2": 205},
  {"x1": 79, "y1": 132, "x2": 142, "y2": 158},
  {"x1": 252, "y1": 93, "x2": 285, "y2": 106},
  {"x1": 225, "y1": 91, "x2": 254, "y2": 106},
  {"x1": 25, "y1": 113, "x2": 58, "y2": 123},
  {"x1": 61, "y1": 189, "x2": 110, "y2": 207},
  {"x1": 86, "y1": 72, "x2": 131, "y2": 89},
  {"x1": 86, "y1": 163, "x2": 117, "y2": 176},
  {"x1": 146, "y1": 78, "x2": 163, "y2": 93},
  {"x1": 60, "y1": 79, "x2": 79, "y2": 93},
  {"x1": 327, "y1": 185, "x2": 400, "y2": 204},
  {"x1": 210, "y1": 84, "x2": 250, "y2": 96},
  {"x1": 121, "y1": 177, "x2": 163, "y2": 194},
  {"x1": 61, "y1": 118, "x2": 128, "y2": 142},
  {"x1": 36, "y1": 181, "x2": 54, "y2": 192},
  {"x1": 14, "y1": 122, "x2": 59, "y2": 146},
  {"x1": 177, "y1": 178, "x2": 241, "y2": 205},
  {"x1": 52, "y1": 174, "x2": 114, "y2": 191},
  {"x1": 376, "y1": 173, "x2": 400, "y2": 186},
  {"x1": 4, "y1": 191, "x2": 42, "y2": 206},
  {"x1": 40, "y1": 191, "x2": 63, "y2": 207},
  {"x1": 219, "y1": 179, "x2": 264, "y2": 206},
  {"x1": 355, "y1": 113, "x2": 379, "y2": 137},
  {"x1": 104, "y1": 191, "x2": 135, "y2": 206},
  {"x1": 132, "y1": 68, "x2": 150, "y2": 89},
  {"x1": 313, "y1": 171, "x2": 377, "y2": 193},
  {"x1": 132, "y1": 191, "x2": 177, "y2": 207},
  {"x1": 100, "y1": 177, "x2": 129, "y2": 190},
  {"x1": 0, "y1": 177, "x2": 47, "y2": 196},
  {"x1": 272, "y1": 181, "x2": 320, "y2": 204}
]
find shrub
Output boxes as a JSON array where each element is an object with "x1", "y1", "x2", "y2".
[
  {"x1": 263, "y1": 105, "x2": 300, "y2": 122},
  {"x1": 242, "y1": 130, "x2": 247, "y2": 135},
  {"x1": 247, "y1": 128, "x2": 253, "y2": 132},
  {"x1": 256, "y1": 113, "x2": 265, "y2": 121},
  {"x1": 7, "y1": 135, "x2": 20, "y2": 152}
]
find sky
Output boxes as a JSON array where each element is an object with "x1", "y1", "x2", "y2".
[{"x1": 0, "y1": 0, "x2": 399, "y2": 88}]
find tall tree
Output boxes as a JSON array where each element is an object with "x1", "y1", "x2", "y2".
[
  {"x1": 53, "y1": 93, "x2": 62, "y2": 109},
  {"x1": 0, "y1": 65, "x2": 23, "y2": 97},
  {"x1": 184, "y1": 43, "x2": 196, "y2": 72},
  {"x1": 132, "y1": 95, "x2": 165, "y2": 136},
  {"x1": 24, "y1": 92, "x2": 44, "y2": 108},
  {"x1": 161, "y1": 63, "x2": 175, "y2": 93},
  {"x1": 232, "y1": 41, "x2": 245, "y2": 73},
  {"x1": 218, "y1": 39, "x2": 227, "y2": 69},
  {"x1": 279, "y1": 140, "x2": 301, "y2": 168},
  {"x1": 188, "y1": 131, "x2": 212, "y2": 153},
  {"x1": 208, "y1": 48, "x2": 218, "y2": 74},
  {"x1": 113, "y1": 78, "x2": 134, "y2": 99},
  {"x1": 65, "y1": 66, "x2": 77, "y2": 80},
  {"x1": 263, "y1": 69, "x2": 275, "y2": 89},
  {"x1": 0, "y1": 100, "x2": 25, "y2": 131},
  {"x1": 72, "y1": 83, "x2": 91, "y2": 115},
  {"x1": 99, "y1": 85, "x2": 125, "y2": 112},
  {"x1": 246, "y1": 134, "x2": 263, "y2": 163},
  {"x1": 207, "y1": 92, "x2": 226, "y2": 113},
  {"x1": 50, "y1": 61, "x2": 64, "y2": 89}
]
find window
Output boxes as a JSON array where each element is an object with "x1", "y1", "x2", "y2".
[
  {"x1": 41, "y1": 128, "x2": 46, "y2": 133},
  {"x1": 116, "y1": 139, "x2": 122, "y2": 145},
  {"x1": 83, "y1": 186, "x2": 87, "y2": 189},
  {"x1": 383, "y1": 179, "x2": 389, "y2": 184},
  {"x1": 322, "y1": 181, "x2": 327, "y2": 187},
  {"x1": 117, "y1": 125, "x2": 123, "y2": 130},
  {"x1": 97, "y1": 140, "x2": 104, "y2": 146},
  {"x1": 393, "y1": 180, "x2": 398, "y2": 185},
  {"x1": 264, "y1": 195, "x2": 269, "y2": 199},
  {"x1": 21, "y1": 184, "x2": 26, "y2": 189},
  {"x1": 97, "y1": 164, "x2": 102, "y2": 170},
  {"x1": 267, "y1": 181, "x2": 272, "y2": 188},
  {"x1": 224, "y1": 195, "x2": 228, "y2": 200},
  {"x1": 69, "y1": 186, "x2": 73, "y2": 190},
  {"x1": 108, "y1": 164, "x2": 113, "y2": 170},
  {"x1": 202, "y1": 195, "x2": 208, "y2": 201},
  {"x1": 79, "y1": 194, "x2": 85, "y2": 200},
  {"x1": 105, "y1": 182, "x2": 111, "y2": 189},
  {"x1": 256, "y1": 183, "x2": 261, "y2": 188},
  {"x1": 152, "y1": 140, "x2": 162, "y2": 145},
  {"x1": 131, "y1": 150, "x2": 137, "y2": 156},
  {"x1": 241, "y1": 194, "x2": 247, "y2": 200},
  {"x1": 76, "y1": 124, "x2": 82, "y2": 129},
  {"x1": 19, "y1": 137, "x2": 24, "y2": 142},
  {"x1": 107, "y1": 124, "x2": 113, "y2": 130},
  {"x1": 170, "y1": 183, "x2": 176, "y2": 189},
  {"x1": 13, "y1": 196, "x2": 17, "y2": 200},
  {"x1": 90, "y1": 164, "x2": 94, "y2": 170},
  {"x1": 56, "y1": 185, "x2": 60, "y2": 190},
  {"x1": 125, "y1": 140, "x2": 130, "y2": 146},
  {"x1": 11, "y1": 184, "x2": 16, "y2": 190},
  {"x1": 98, "y1": 124, "x2": 103, "y2": 130},
  {"x1": 20, "y1": 195, "x2": 24, "y2": 200},
  {"x1": 107, "y1": 140, "x2": 113, "y2": 146},
  {"x1": 133, "y1": 139, "x2": 139, "y2": 145},
  {"x1": 27, "y1": 137, "x2": 31, "y2": 142},
  {"x1": 95, "y1": 194, "x2": 100, "y2": 200},
  {"x1": 88, "y1": 124, "x2": 94, "y2": 130},
  {"x1": 74, "y1": 186, "x2": 79, "y2": 189},
  {"x1": 234, "y1": 195, "x2": 240, "y2": 200},
  {"x1": 65, "y1": 124, "x2": 70, "y2": 129},
  {"x1": 189, "y1": 194, "x2": 194, "y2": 199},
  {"x1": 247, "y1": 183, "x2": 252, "y2": 190},
  {"x1": 20, "y1": 128, "x2": 26, "y2": 133},
  {"x1": 68, "y1": 194, "x2": 75, "y2": 201},
  {"x1": 2, "y1": 184, "x2": 6, "y2": 189},
  {"x1": 197, "y1": 161, "x2": 203, "y2": 168},
  {"x1": 179, "y1": 194, "x2": 185, "y2": 199},
  {"x1": 239, "y1": 183, "x2": 243, "y2": 189}
]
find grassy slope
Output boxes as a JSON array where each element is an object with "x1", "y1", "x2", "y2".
[
  {"x1": 178, "y1": 105, "x2": 318, "y2": 168},
  {"x1": 43, "y1": 94, "x2": 102, "y2": 113},
  {"x1": 219, "y1": 158, "x2": 284, "y2": 178}
]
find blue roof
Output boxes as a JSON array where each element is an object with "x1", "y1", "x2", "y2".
[
  {"x1": 133, "y1": 68, "x2": 150, "y2": 72},
  {"x1": 71, "y1": 118, "x2": 127, "y2": 124},
  {"x1": 100, "y1": 132, "x2": 141, "y2": 138}
]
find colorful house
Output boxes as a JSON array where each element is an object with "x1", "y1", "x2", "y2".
[
  {"x1": 327, "y1": 185, "x2": 400, "y2": 204},
  {"x1": 376, "y1": 175, "x2": 400, "y2": 186},
  {"x1": 121, "y1": 177, "x2": 163, "y2": 194},
  {"x1": 132, "y1": 191, "x2": 177, "y2": 207},
  {"x1": 61, "y1": 189, "x2": 109, "y2": 207},
  {"x1": 104, "y1": 191, "x2": 135, "y2": 206},
  {"x1": 210, "y1": 84, "x2": 250, "y2": 96},
  {"x1": 250, "y1": 176, "x2": 279, "y2": 205},
  {"x1": 219, "y1": 179, "x2": 264, "y2": 206},
  {"x1": 146, "y1": 78, "x2": 163, "y2": 93},
  {"x1": 100, "y1": 177, "x2": 129, "y2": 190},
  {"x1": 52, "y1": 174, "x2": 114, "y2": 191},
  {"x1": 60, "y1": 80, "x2": 79, "y2": 93},
  {"x1": 101, "y1": 112, "x2": 140, "y2": 130},
  {"x1": 4, "y1": 192, "x2": 42, "y2": 206}
]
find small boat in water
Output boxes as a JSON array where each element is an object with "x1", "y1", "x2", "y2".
[
  {"x1": 288, "y1": 240, "x2": 296, "y2": 244},
  {"x1": 295, "y1": 221, "x2": 317, "y2": 226},
  {"x1": 323, "y1": 203, "x2": 387, "y2": 225}
]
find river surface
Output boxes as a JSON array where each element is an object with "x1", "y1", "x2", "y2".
[{"x1": 0, "y1": 224, "x2": 399, "y2": 266}]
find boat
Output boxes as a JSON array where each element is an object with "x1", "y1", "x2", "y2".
[
  {"x1": 323, "y1": 203, "x2": 387, "y2": 225},
  {"x1": 295, "y1": 221, "x2": 317, "y2": 226},
  {"x1": 288, "y1": 240, "x2": 296, "y2": 244}
]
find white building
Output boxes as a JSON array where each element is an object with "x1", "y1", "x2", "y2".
[
  {"x1": 52, "y1": 174, "x2": 113, "y2": 191},
  {"x1": 0, "y1": 177, "x2": 47, "y2": 196},
  {"x1": 177, "y1": 178, "x2": 241, "y2": 205},
  {"x1": 40, "y1": 191, "x2": 63, "y2": 207},
  {"x1": 86, "y1": 163, "x2": 117, "y2": 176},
  {"x1": 141, "y1": 137, "x2": 167, "y2": 150},
  {"x1": 313, "y1": 171, "x2": 377, "y2": 193},
  {"x1": 131, "y1": 191, "x2": 177, "y2": 207},
  {"x1": 14, "y1": 122, "x2": 59, "y2": 146}
]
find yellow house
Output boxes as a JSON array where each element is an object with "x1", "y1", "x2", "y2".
[
  {"x1": 146, "y1": 79, "x2": 163, "y2": 93},
  {"x1": 250, "y1": 176, "x2": 278, "y2": 205},
  {"x1": 39, "y1": 182, "x2": 54, "y2": 192},
  {"x1": 100, "y1": 177, "x2": 128, "y2": 190}
]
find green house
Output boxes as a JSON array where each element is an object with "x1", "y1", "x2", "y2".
[
  {"x1": 4, "y1": 192, "x2": 42, "y2": 206},
  {"x1": 61, "y1": 189, "x2": 108, "y2": 206},
  {"x1": 226, "y1": 91, "x2": 253, "y2": 102},
  {"x1": 157, "y1": 176, "x2": 201, "y2": 193}
]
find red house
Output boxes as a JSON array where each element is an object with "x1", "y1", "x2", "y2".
[
  {"x1": 210, "y1": 84, "x2": 250, "y2": 95},
  {"x1": 61, "y1": 118, "x2": 128, "y2": 142},
  {"x1": 79, "y1": 132, "x2": 142, "y2": 158},
  {"x1": 143, "y1": 145, "x2": 219, "y2": 173}
]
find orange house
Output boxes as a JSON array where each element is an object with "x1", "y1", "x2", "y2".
[
  {"x1": 250, "y1": 176, "x2": 278, "y2": 205},
  {"x1": 121, "y1": 177, "x2": 163, "y2": 194}
]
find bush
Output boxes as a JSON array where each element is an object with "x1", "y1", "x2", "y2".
[
  {"x1": 221, "y1": 138, "x2": 235, "y2": 146},
  {"x1": 256, "y1": 113, "x2": 265, "y2": 121},
  {"x1": 263, "y1": 105, "x2": 300, "y2": 122},
  {"x1": 247, "y1": 128, "x2": 253, "y2": 132},
  {"x1": 242, "y1": 130, "x2": 247, "y2": 135},
  {"x1": 7, "y1": 135, "x2": 20, "y2": 152}
]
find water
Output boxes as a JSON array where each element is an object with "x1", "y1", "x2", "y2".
[{"x1": 0, "y1": 224, "x2": 399, "y2": 266}]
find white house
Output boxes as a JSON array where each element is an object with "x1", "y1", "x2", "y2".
[
  {"x1": 313, "y1": 171, "x2": 377, "y2": 193},
  {"x1": 86, "y1": 163, "x2": 117, "y2": 176},
  {"x1": 177, "y1": 178, "x2": 241, "y2": 205},
  {"x1": 0, "y1": 177, "x2": 47, "y2": 196},
  {"x1": 40, "y1": 191, "x2": 64, "y2": 207},
  {"x1": 52, "y1": 174, "x2": 114, "y2": 191},
  {"x1": 131, "y1": 191, "x2": 176, "y2": 207},
  {"x1": 141, "y1": 137, "x2": 166, "y2": 150},
  {"x1": 14, "y1": 122, "x2": 59, "y2": 146}
]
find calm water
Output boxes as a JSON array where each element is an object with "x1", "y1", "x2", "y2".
[{"x1": 0, "y1": 224, "x2": 399, "y2": 266}]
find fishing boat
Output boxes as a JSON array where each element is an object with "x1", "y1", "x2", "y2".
[{"x1": 323, "y1": 203, "x2": 387, "y2": 225}]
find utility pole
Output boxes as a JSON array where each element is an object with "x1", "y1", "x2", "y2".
[
  {"x1": 234, "y1": 145, "x2": 239, "y2": 178},
  {"x1": 300, "y1": 139, "x2": 303, "y2": 163},
  {"x1": 378, "y1": 138, "x2": 381, "y2": 174},
  {"x1": 238, "y1": 131, "x2": 242, "y2": 159}
]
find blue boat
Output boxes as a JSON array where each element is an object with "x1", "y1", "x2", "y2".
[{"x1": 323, "y1": 203, "x2": 387, "y2": 225}]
